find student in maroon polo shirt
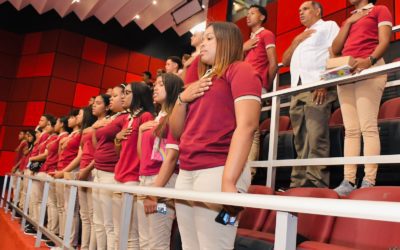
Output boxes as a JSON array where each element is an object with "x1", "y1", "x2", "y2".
[
  {"x1": 92, "y1": 85, "x2": 127, "y2": 250},
  {"x1": 112, "y1": 82, "x2": 154, "y2": 249},
  {"x1": 26, "y1": 114, "x2": 57, "y2": 235},
  {"x1": 54, "y1": 109, "x2": 83, "y2": 247},
  {"x1": 136, "y1": 73, "x2": 182, "y2": 250},
  {"x1": 18, "y1": 130, "x2": 35, "y2": 211},
  {"x1": 332, "y1": 0, "x2": 393, "y2": 196},
  {"x1": 244, "y1": 4, "x2": 278, "y2": 92},
  {"x1": 170, "y1": 22, "x2": 262, "y2": 250}
]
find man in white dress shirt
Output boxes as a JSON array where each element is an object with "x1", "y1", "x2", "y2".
[{"x1": 282, "y1": 1, "x2": 339, "y2": 188}]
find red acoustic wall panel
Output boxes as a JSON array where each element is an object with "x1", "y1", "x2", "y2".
[
  {"x1": 2, "y1": 127, "x2": 28, "y2": 151},
  {"x1": 36, "y1": 53, "x2": 55, "y2": 77},
  {"x1": 0, "y1": 30, "x2": 23, "y2": 55},
  {"x1": 125, "y1": 73, "x2": 143, "y2": 83},
  {"x1": 53, "y1": 53, "x2": 80, "y2": 81},
  {"x1": 148, "y1": 57, "x2": 165, "y2": 78},
  {"x1": 0, "y1": 151, "x2": 17, "y2": 175},
  {"x1": 277, "y1": 0, "x2": 347, "y2": 35},
  {"x1": 17, "y1": 54, "x2": 37, "y2": 78},
  {"x1": 128, "y1": 52, "x2": 150, "y2": 75},
  {"x1": 39, "y1": 30, "x2": 60, "y2": 53},
  {"x1": 0, "y1": 78, "x2": 12, "y2": 101},
  {"x1": 0, "y1": 102, "x2": 6, "y2": 125},
  {"x1": 82, "y1": 37, "x2": 107, "y2": 65},
  {"x1": 106, "y1": 45, "x2": 129, "y2": 70},
  {"x1": 22, "y1": 32, "x2": 42, "y2": 55},
  {"x1": 29, "y1": 77, "x2": 51, "y2": 101},
  {"x1": 235, "y1": 18, "x2": 250, "y2": 43},
  {"x1": 58, "y1": 30, "x2": 84, "y2": 57},
  {"x1": 0, "y1": 126, "x2": 4, "y2": 149},
  {"x1": 48, "y1": 78, "x2": 76, "y2": 106},
  {"x1": 3, "y1": 102, "x2": 26, "y2": 126},
  {"x1": 0, "y1": 53, "x2": 19, "y2": 78},
  {"x1": 73, "y1": 84, "x2": 100, "y2": 108},
  {"x1": 102, "y1": 67, "x2": 125, "y2": 89},
  {"x1": 207, "y1": 0, "x2": 228, "y2": 22},
  {"x1": 11, "y1": 78, "x2": 32, "y2": 101},
  {"x1": 45, "y1": 102, "x2": 71, "y2": 117},
  {"x1": 266, "y1": 1, "x2": 278, "y2": 35},
  {"x1": 78, "y1": 61, "x2": 104, "y2": 87},
  {"x1": 23, "y1": 102, "x2": 45, "y2": 126},
  {"x1": 325, "y1": 9, "x2": 347, "y2": 25}
]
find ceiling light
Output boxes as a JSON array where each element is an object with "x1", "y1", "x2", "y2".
[
  {"x1": 152, "y1": 0, "x2": 157, "y2": 5},
  {"x1": 134, "y1": 14, "x2": 140, "y2": 20},
  {"x1": 72, "y1": 0, "x2": 80, "y2": 3},
  {"x1": 202, "y1": 5, "x2": 206, "y2": 9}
]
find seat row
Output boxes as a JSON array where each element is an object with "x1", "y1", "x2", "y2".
[{"x1": 236, "y1": 186, "x2": 400, "y2": 250}]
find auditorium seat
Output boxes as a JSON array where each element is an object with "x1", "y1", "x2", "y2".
[
  {"x1": 298, "y1": 187, "x2": 400, "y2": 250},
  {"x1": 239, "y1": 188, "x2": 338, "y2": 246},
  {"x1": 378, "y1": 97, "x2": 400, "y2": 120},
  {"x1": 329, "y1": 108, "x2": 343, "y2": 127},
  {"x1": 259, "y1": 116, "x2": 291, "y2": 135},
  {"x1": 237, "y1": 186, "x2": 274, "y2": 231}
]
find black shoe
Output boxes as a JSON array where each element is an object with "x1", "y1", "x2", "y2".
[
  {"x1": 24, "y1": 226, "x2": 37, "y2": 236},
  {"x1": 14, "y1": 213, "x2": 22, "y2": 219},
  {"x1": 41, "y1": 234, "x2": 50, "y2": 241},
  {"x1": 45, "y1": 240, "x2": 56, "y2": 247}
]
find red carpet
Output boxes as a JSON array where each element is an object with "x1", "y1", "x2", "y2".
[{"x1": 0, "y1": 209, "x2": 48, "y2": 250}]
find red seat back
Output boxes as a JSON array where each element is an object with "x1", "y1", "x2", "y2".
[
  {"x1": 262, "y1": 188, "x2": 338, "y2": 243},
  {"x1": 238, "y1": 185, "x2": 274, "y2": 230},
  {"x1": 329, "y1": 108, "x2": 343, "y2": 126},
  {"x1": 378, "y1": 97, "x2": 400, "y2": 120},
  {"x1": 260, "y1": 116, "x2": 291, "y2": 134},
  {"x1": 329, "y1": 187, "x2": 400, "y2": 249}
]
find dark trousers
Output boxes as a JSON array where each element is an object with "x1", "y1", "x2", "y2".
[{"x1": 289, "y1": 90, "x2": 337, "y2": 188}]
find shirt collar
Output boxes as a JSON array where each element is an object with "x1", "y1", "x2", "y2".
[
  {"x1": 351, "y1": 3, "x2": 374, "y2": 14},
  {"x1": 250, "y1": 27, "x2": 265, "y2": 38},
  {"x1": 308, "y1": 19, "x2": 323, "y2": 30}
]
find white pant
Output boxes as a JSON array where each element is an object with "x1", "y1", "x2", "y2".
[
  {"x1": 79, "y1": 173, "x2": 97, "y2": 250},
  {"x1": 55, "y1": 182, "x2": 65, "y2": 237},
  {"x1": 64, "y1": 184, "x2": 80, "y2": 247},
  {"x1": 137, "y1": 174, "x2": 177, "y2": 250},
  {"x1": 31, "y1": 172, "x2": 46, "y2": 223},
  {"x1": 113, "y1": 181, "x2": 139, "y2": 250},
  {"x1": 47, "y1": 174, "x2": 59, "y2": 235},
  {"x1": 175, "y1": 166, "x2": 251, "y2": 250},
  {"x1": 92, "y1": 169, "x2": 116, "y2": 250}
]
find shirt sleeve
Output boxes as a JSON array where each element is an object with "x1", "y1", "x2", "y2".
[
  {"x1": 376, "y1": 6, "x2": 393, "y2": 27},
  {"x1": 165, "y1": 127, "x2": 179, "y2": 151},
  {"x1": 327, "y1": 21, "x2": 340, "y2": 44},
  {"x1": 262, "y1": 30, "x2": 276, "y2": 50},
  {"x1": 226, "y1": 62, "x2": 262, "y2": 102}
]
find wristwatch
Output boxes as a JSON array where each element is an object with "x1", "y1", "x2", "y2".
[{"x1": 369, "y1": 56, "x2": 378, "y2": 66}]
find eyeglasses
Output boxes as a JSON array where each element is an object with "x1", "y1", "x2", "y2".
[{"x1": 123, "y1": 90, "x2": 132, "y2": 95}]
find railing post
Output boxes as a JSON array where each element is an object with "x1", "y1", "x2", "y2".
[
  {"x1": 21, "y1": 178, "x2": 33, "y2": 230},
  {"x1": 266, "y1": 74, "x2": 281, "y2": 189},
  {"x1": 5, "y1": 175, "x2": 14, "y2": 213},
  {"x1": 1, "y1": 174, "x2": 9, "y2": 208},
  {"x1": 35, "y1": 181, "x2": 50, "y2": 247},
  {"x1": 11, "y1": 175, "x2": 22, "y2": 219},
  {"x1": 274, "y1": 211, "x2": 298, "y2": 250},
  {"x1": 119, "y1": 193, "x2": 134, "y2": 250},
  {"x1": 63, "y1": 185, "x2": 77, "y2": 249}
]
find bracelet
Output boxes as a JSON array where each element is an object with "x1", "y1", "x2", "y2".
[{"x1": 178, "y1": 94, "x2": 187, "y2": 105}]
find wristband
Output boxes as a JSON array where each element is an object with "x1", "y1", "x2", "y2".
[
  {"x1": 369, "y1": 56, "x2": 378, "y2": 66},
  {"x1": 178, "y1": 94, "x2": 187, "y2": 105}
]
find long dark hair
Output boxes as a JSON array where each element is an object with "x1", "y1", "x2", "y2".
[
  {"x1": 368, "y1": 0, "x2": 377, "y2": 4},
  {"x1": 25, "y1": 130, "x2": 36, "y2": 148},
  {"x1": 81, "y1": 105, "x2": 97, "y2": 131},
  {"x1": 59, "y1": 116, "x2": 72, "y2": 134},
  {"x1": 130, "y1": 82, "x2": 155, "y2": 116},
  {"x1": 98, "y1": 94, "x2": 112, "y2": 117},
  {"x1": 153, "y1": 73, "x2": 184, "y2": 137}
]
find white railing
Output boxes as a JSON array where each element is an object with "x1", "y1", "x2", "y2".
[
  {"x1": 1, "y1": 173, "x2": 400, "y2": 250},
  {"x1": 0, "y1": 25, "x2": 399, "y2": 250}
]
